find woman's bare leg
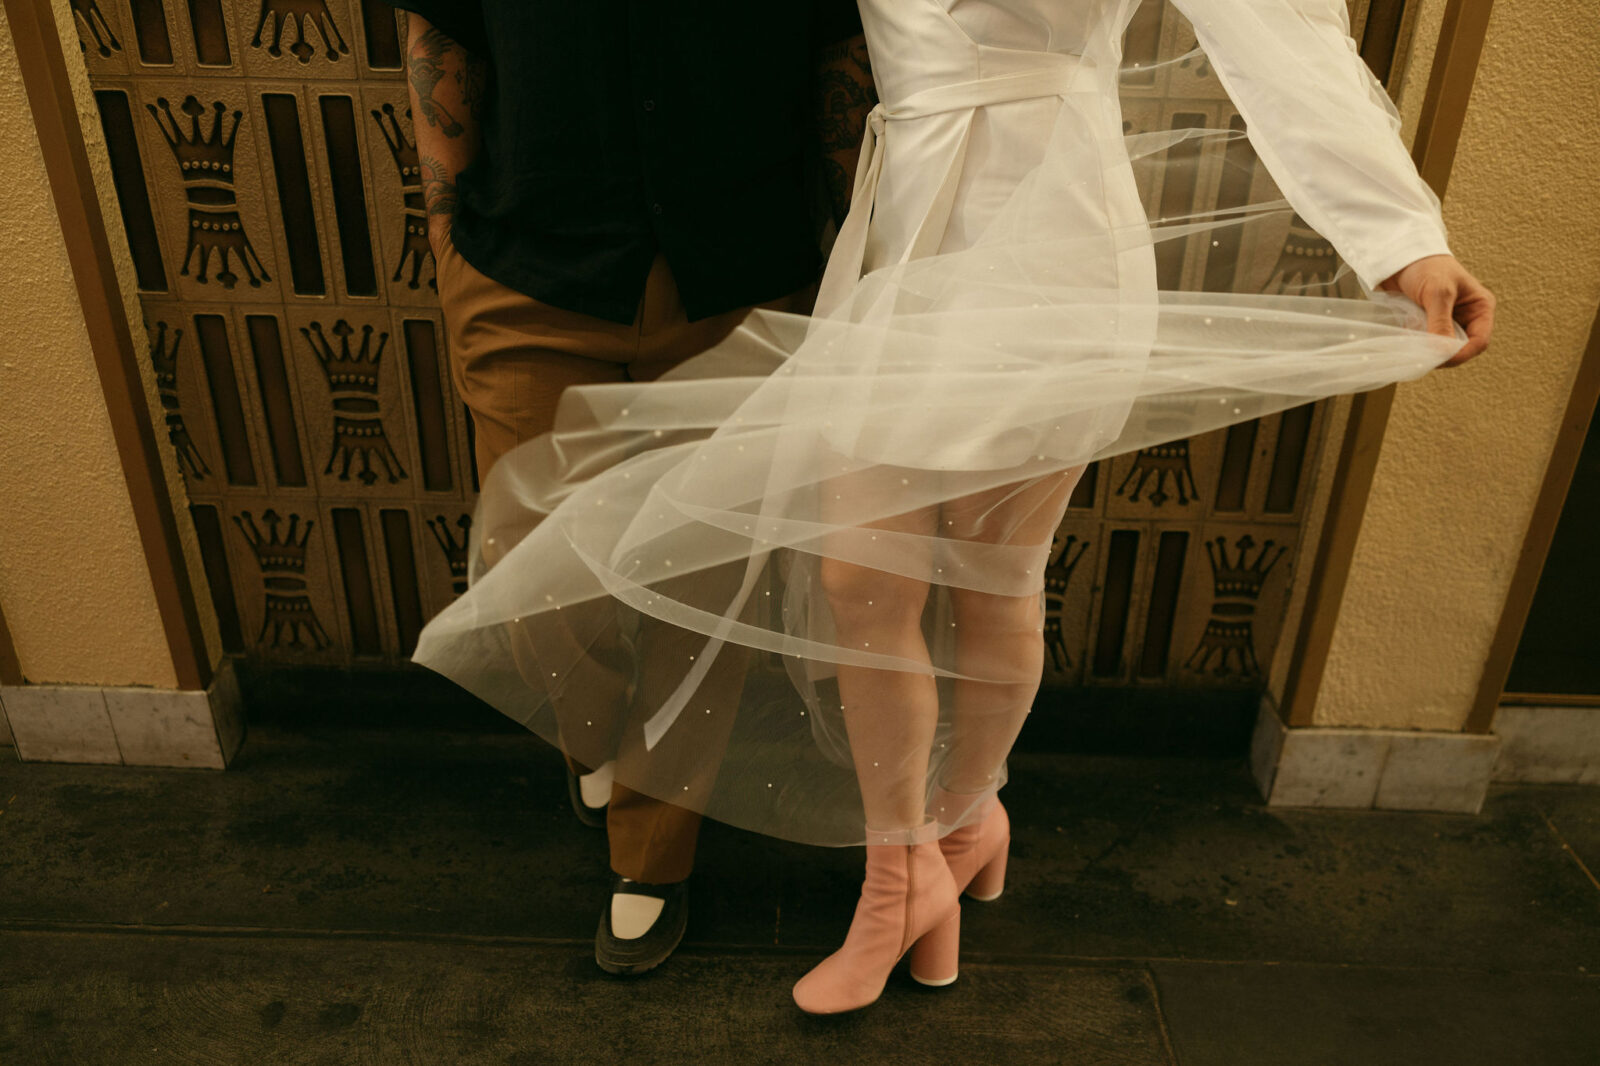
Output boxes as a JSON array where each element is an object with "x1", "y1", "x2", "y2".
[
  {"x1": 938, "y1": 464, "x2": 1088, "y2": 794},
  {"x1": 819, "y1": 470, "x2": 942, "y2": 833}
]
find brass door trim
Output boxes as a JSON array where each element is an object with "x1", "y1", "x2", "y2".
[
  {"x1": 3, "y1": 0, "x2": 213, "y2": 691},
  {"x1": 1498, "y1": 692, "x2": 1600, "y2": 710},
  {"x1": 1279, "y1": 0, "x2": 1495, "y2": 728},
  {"x1": 1360, "y1": 0, "x2": 1427, "y2": 96},
  {"x1": 1472, "y1": 302, "x2": 1600, "y2": 728}
]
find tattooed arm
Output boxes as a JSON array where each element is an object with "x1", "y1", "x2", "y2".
[
  {"x1": 401, "y1": 12, "x2": 488, "y2": 255},
  {"x1": 814, "y1": 33, "x2": 877, "y2": 227}
]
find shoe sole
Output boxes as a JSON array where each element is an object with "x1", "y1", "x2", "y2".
[
  {"x1": 910, "y1": 970, "x2": 960, "y2": 988},
  {"x1": 595, "y1": 927, "x2": 685, "y2": 975},
  {"x1": 594, "y1": 905, "x2": 688, "y2": 976}
]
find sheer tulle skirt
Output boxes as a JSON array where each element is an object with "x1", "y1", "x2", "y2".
[{"x1": 410, "y1": 79, "x2": 1464, "y2": 847}]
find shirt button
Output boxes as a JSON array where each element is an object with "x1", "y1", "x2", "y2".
[{"x1": 642, "y1": 99, "x2": 656, "y2": 112}]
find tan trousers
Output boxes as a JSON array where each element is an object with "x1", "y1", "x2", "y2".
[{"x1": 437, "y1": 233, "x2": 812, "y2": 883}]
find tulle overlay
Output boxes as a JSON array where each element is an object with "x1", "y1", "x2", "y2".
[{"x1": 411, "y1": 0, "x2": 1465, "y2": 846}]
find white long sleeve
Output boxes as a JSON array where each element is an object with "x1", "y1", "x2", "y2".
[{"x1": 1166, "y1": 0, "x2": 1453, "y2": 289}]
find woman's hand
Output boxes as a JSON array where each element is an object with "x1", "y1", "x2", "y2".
[{"x1": 1378, "y1": 254, "x2": 1496, "y2": 367}]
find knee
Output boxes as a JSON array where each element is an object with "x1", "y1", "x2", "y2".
[{"x1": 819, "y1": 556, "x2": 928, "y2": 630}]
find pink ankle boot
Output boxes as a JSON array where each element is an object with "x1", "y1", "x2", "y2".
[
  {"x1": 792, "y1": 838, "x2": 962, "y2": 1014},
  {"x1": 931, "y1": 788, "x2": 1011, "y2": 901}
]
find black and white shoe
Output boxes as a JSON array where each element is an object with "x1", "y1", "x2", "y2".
[
  {"x1": 594, "y1": 875, "x2": 689, "y2": 975},
  {"x1": 565, "y1": 761, "x2": 613, "y2": 829}
]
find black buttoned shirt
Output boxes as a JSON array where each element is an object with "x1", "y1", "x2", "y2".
[{"x1": 390, "y1": 1, "x2": 863, "y2": 323}]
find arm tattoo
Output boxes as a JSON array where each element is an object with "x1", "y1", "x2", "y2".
[
  {"x1": 420, "y1": 155, "x2": 459, "y2": 220},
  {"x1": 815, "y1": 36, "x2": 877, "y2": 223},
  {"x1": 815, "y1": 41, "x2": 875, "y2": 151},
  {"x1": 408, "y1": 27, "x2": 467, "y2": 137}
]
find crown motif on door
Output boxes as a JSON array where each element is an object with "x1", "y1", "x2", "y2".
[
  {"x1": 251, "y1": 0, "x2": 350, "y2": 64},
  {"x1": 426, "y1": 514, "x2": 472, "y2": 595},
  {"x1": 1204, "y1": 533, "x2": 1284, "y2": 601},
  {"x1": 147, "y1": 96, "x2": 271, "y2": 289},
  {"x1": 1184, "y1": 534, "x2": 1288, "y2": 678},
  {"x1": 234, "y1": 508, "x2": 312, "y2": 573},
  {"x1": 233, "y1": 509, "x2": 333, "y2": 652},
  {"x1": 147, "y1": 321, "x2": 210, "y2": 481},
  {"x1": 148, "y1": 97, "x2": 240, "y2": 179},
  {"x1": 1116, "y1": 440, "x2": 1198, "y2": 508},
  {"x1": 1263, "y1": 213, "x2": 1345, "y2": 296},
  {"x1": 372, "y1": 103, "x2": 435, "y2": 291},
  {"x1": 301, "y1": 320, "x2": 408, "y2": 485},
  {"x1": 302, "y1": 320, "x2": 384, "y2": 394}
]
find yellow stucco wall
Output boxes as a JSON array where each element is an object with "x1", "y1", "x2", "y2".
[
  {"x1": 1264, "y1": 0, "x2": 1451, "y2": 710},
  {"x1": 0, "y1": 3, "x2": 220, "y2": 688},
  {"x1": 1316, "y1": 0, "x2": 1600, "y2": 728}
]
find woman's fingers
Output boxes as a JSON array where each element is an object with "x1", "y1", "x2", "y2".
[
  {"x1": 1426, "y1": 281, "x2": 1458, "y2": 339},
  {"x1": 1442, "y1": 277, "x2": 1497, "y2": 366},
  {"x1": 1386, "y1": 255, "x2": 1494, "y2": 368}
]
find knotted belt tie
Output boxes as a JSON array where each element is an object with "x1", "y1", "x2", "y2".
[{"x1": 814, "y1": 54, "x2": 1100, "y2": 318}]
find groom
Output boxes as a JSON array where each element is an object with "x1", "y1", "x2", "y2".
[{"x1": 393, "y1": 1, "x2": 876, "y2": 973}]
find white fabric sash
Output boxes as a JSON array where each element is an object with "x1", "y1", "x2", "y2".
[{"x1": 814, "y1": 55, "x2": 1101, "y2": 318}]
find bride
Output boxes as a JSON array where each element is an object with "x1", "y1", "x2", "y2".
[{"x1": 412, "y1": 0, "x2": 1495, "y2": 1015}]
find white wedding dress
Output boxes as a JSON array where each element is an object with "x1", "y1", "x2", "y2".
[{"x1": 411, "y1": 0, "x2": 1465, "y2": 846}]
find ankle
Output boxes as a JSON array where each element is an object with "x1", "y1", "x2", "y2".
[
  {"x1": 929, "y1": 782, "x2": 1000, "y2": 827},
  {"x1": 862, "y1": 818, "x2": 943, "y2": 846}
]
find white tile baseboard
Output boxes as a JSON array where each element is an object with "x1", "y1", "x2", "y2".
[
  {"x1": 0, "y1": 657, "x2": 246, "y2": 769},
  {"x1": 1250, "y1": 698, "x2": 1500, "y2": 814},
  {"x1": 1490, "y1": 704, "x2": 1600, "y2": 785}
]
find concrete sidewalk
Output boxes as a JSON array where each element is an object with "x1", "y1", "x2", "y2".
[{"x1": 1, "y1": 720, "x2": 1596, "y2": 1064}]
